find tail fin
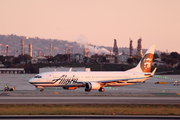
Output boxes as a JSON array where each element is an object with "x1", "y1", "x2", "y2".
[{"x1": 128, "y1": 45, "x2": 155, "y2": 73}]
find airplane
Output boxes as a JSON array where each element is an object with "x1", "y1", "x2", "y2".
[{"x1": 29, "y1": 45, "x2": 156, "y2": 92}]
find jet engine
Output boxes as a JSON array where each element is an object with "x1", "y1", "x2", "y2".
[
  {"x1": 63, "y1": 87, "x2": 77, "y2": 90},
  {"x1": 85, "y1": 82, "x2": 101, "y2": 92}
]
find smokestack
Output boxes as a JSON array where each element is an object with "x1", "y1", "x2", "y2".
[
  {"x1": 50, "y1": 43, "x2": 52, "y2": 56},
  {"x1": 137, "y1": 38, "x2": 143, "y2": 57},
  {"x1": 84, "y1": 44, "x2": 89, "y2": 57},
  {"x1": 0, "y1": 44, "x2": 2, "y2": 55},
  {"x1": 39, "y1": 50, "x2": 41, "y2": 56},
  {"x1": 43, "y1": 52, "x2": 45, "y2": 56},
  {"x1": 21, "y1": 39, "x2": 24, "y2": 55},
  {"x1": 129, "y1": 38, "x2": 133, "y2": 58},
  {"x1": 65, "y1": 47, "x2": 69, "y2": 54},
  {"x1": 14, "y1": 49, "x2": 15, "y2": 57},
  {"x1": 113, "y1": 39, "x2": 118, "y2": 56},
  {"x1": 29, "y1": 43, "x2": 32, "y2": 57},
  {"x1": 6, "y1": 45, "x2": 9, "y2": 56},
  {"x1": 85, "y1": 48, "x2": 89, "y2": 57},
  {"x1": 53, "y1": 47, "x2": 54, "y2": 57},
  {"x1": 110, "y1": 50, "x2": 113, "y2": 56},
  {"x1": 113, "y1": 39, "x2": 119, "y2": 63}
]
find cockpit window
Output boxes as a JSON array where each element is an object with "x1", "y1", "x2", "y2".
[
  {"x1": 34, "y1": 76, "x2": 38, "y2": 78},
  {"x1": 34, "y1": 75, "x2": 42, "y2": 78}
]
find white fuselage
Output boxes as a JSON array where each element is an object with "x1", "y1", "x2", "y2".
[{"x1": 29, "y1": 71, "x2": 148, "y2": 87}]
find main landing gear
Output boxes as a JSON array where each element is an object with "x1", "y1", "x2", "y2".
[
  {"x1": 84, "y1": 87, "x2": 105, "y2": 92},
  {"x1": 40, "y1": 88, "x2": 44, "y2": 92},
  {"x1": 98, "y1": 87, "x2": 105, "y2": 92}
]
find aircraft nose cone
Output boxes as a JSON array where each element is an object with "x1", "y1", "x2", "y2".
[{"x1": 29, "y1": 78, "x2": 34, "y2": 84}]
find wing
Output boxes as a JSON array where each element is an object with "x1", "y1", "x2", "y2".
[
  {"x1": 98, "y1": 77, "x2": 147, "y2": 84},
  {"x1": 98, "y1": 68, "x2": 157, "y2": 84}
]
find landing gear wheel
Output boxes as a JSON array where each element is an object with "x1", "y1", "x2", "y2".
[
  {"x1": 40, "y1": 88, "x2": 44, "y2": 92},
  {"x1": 98, "y1": 87, "x2": 105, "y2": 92},
  {"x1": 85, "y1": 89, "x2": 91, "y2": 92}
]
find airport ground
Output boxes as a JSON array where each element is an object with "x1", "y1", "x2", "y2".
[
  {"x1": 0, "y1": 74, "x2": 180, "y2": 117},
  {"x1": 0, "y1": 74, "x2": 180, "y2": 97},
  {"x1": 0, "y1": 74, "x2": 180, "y2": 105}
]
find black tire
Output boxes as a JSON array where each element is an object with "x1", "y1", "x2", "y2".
[
  {"x1": 40, "y1": 89, "x2": 44, "y2": 92},
  {"x1": 85, "y1": 89, "x2": 91, "y2": 92},
  {"x1": 98, "y1": 88, "x2": 105, "y2": 92}
]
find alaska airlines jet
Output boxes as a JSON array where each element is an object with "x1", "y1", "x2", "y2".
[{"x1": 29, "y1": 45, "x2": 156, "y2": 92}]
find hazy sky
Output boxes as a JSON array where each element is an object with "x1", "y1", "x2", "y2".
[{"x1": 0, "y1": 0, "x2": 180, "y2": 53}]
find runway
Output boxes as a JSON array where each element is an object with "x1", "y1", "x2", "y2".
[
  {"x1": 0, "y1": 115, "x2": 180, "y2": 120},
  {"x1": 1, "y1": 96, "x2": 180, "y2": 104}
]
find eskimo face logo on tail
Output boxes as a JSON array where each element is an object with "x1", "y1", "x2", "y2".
[{"x1": 140, "y1": 53, "x2": 154, "y2": 72}]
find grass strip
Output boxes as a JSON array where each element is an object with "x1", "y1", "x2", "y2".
[{"x1": 0, "y1": 104, "x2": 180, "y2": 115}]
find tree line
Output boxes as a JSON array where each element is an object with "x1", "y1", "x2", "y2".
[{"x1": 0, "y1": 51, "x2": 180, "y2": 74}]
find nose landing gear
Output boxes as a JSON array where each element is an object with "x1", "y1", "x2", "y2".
[{"x1": 36, "y1": 86, "x2": 44, "y2": 92}]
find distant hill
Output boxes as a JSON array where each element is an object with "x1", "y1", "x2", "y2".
[
  {"x1": 0, "y1": 34, "x2": 83, "y2": 57},
  {"x1": 0, "y1": 34, "x2": 161, "y2": 57}
]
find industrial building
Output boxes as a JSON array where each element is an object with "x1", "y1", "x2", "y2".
[
  {"x1": 0, "y1": 68, "x2": 25, "y2": 74},
  {"x1": 70, "y1": 53, "x2": 84, "y2": 63}
]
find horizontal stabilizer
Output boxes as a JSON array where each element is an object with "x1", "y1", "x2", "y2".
[{"x1": 151, "y1": 67, "x2": 157, "y2": 76}]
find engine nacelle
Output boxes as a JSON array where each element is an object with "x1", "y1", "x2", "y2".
[
  {"x1": 63, "y1": 87, "x2": 77, "y2": 90},
  {"x1": 85, "y1": 82, "x2": 101, "y2": 92}
]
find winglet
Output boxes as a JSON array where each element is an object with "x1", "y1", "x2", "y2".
[{"x1": 151, "y1": 67, "x2": 157, "y2": 76}]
